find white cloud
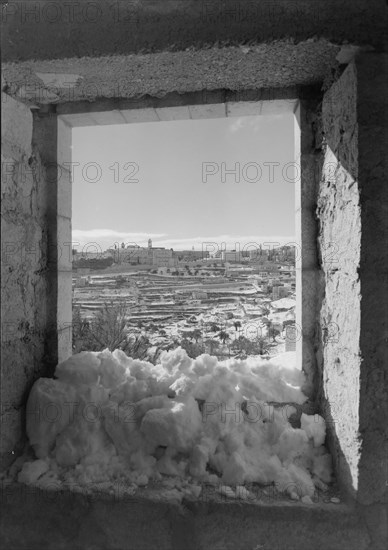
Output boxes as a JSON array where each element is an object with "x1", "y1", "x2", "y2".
[
  {"x1": 72, "y1": 229, "x2": 166, "y2": 250},
  {"x1": 229, "y1": 118, "x2": 245, "y2": 133},
  {"x1": 72, "y1": 229, "x2": 296, "y2": 252},
  {"x1": 154, "y1": 235, "x2": 297, "y2": 251},
  {"x1": 229, "y1": 115, "x2": 286, "y2": 135}
]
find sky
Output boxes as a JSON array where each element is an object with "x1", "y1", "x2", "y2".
[{"x1": 71, "y1": 112, "x2": 298, "y2": 253}]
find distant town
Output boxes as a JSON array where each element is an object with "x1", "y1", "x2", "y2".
[{"x1": 72, "y1": 239, "x2": 298, "y2": 361}]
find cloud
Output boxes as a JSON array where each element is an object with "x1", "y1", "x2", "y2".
[
  {"x1": 72, "y1": 229, "x2": 166, "y2": 250},
  {"x1": 229, "y1": 115, "x2": 285, "y2": 135},
  {"x1": 152, "y1": 235, "x2": 297, "y2": 251},
  {"x1": 229, "y1": 118, "x2": 245, "y2": 133},
  {"x1": 72, "y1": 229, "x2": 296, "y2": 252}
]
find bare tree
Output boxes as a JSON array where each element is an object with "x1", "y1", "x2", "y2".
[
  {"x1": 218, "y1": 330, "x2": 229, "y2": 344},
  {"x1": 72, "y1": 301, "x2": 154, "y2": 360}
]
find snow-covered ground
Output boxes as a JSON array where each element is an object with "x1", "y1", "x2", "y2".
[{"x1": 16, "y1": 348, "x2": 332, "y2": 501}]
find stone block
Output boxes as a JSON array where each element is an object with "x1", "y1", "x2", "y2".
[
  {"x1": 226, "y1": 101, "x2": 262, "y2": 117},
  {"x1": 57, "y1": 216, "x2": 72, "y2": 272},
  {"x1": 57, "y1": 271, "x2": 72, "y2": 332},
  {"x1": 189, "y1": 103, "x2": 226, "y2": 119},
  {"x1": 260, "y1": 98, "x2": 298, "y2": 116},
  {"x1": 57, "y1": 116, "x2": 72, "y2": 168},
  {"x1": 1, "y1": 93, "x2": 33, "y2": 159},
  {"x1": 299, "y1": 208, "x2": 318, "y2": 269},
  {"x1": 57, "y1": 327, "x2": 72, "y2": 364},
  {"x1": 119, "y1": 108, "x2": 160, "y2": 124},
  {"x1": 57, "y1": 168, "x2": 72, "y2": 219},
  {"x1": 301, "y1": 268, "x2": 319, "y2": 338},
  {"x1": 0, "y1": 408, "x2": 24, "y2": 470},
  {"x1": 155, "y1": 106, "x2": 191, "y2": 121},
  {"x1": 59, "y1": 112, "x2": 97, "y2": 128},
  {"x1": 87, "y1": 110, "x2": 127, "y2": 125}
]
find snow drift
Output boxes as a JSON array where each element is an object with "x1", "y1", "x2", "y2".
[{"x1": 20, "y1": 348, "x2": 332, "y2": 499}]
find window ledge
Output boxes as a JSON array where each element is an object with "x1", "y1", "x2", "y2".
[{"x1": 1, "y1": 481, "x2": 370, "y2": 550}]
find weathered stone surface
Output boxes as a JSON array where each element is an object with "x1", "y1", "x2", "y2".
[
  {"x1": 356, "y1": 54, "x2": 388, "y2": 513},
  {"x1": 317, "y1": 52, "x2": 388, "y2": 548},
  {"x1": 318, "y1": 61, "x2": 362, "y2": 501},
  {"x1": 56, "y1": 117, "x2": 72, "y2": 168},
  {"x1": 1, "y1": 0, "x2": 387, "y2": 62},
  {"x1": 1, "y1": 94, "x2": 33, "y2": 157},
  {"x1": 2, "y1": 40, "x2": 341, "y2": 107},
  {"x1": 1, "y1": 4, "x2": 388, "y2": 546},
  {"x1": 296, "y1": 100, "x2": 321, "y2": 398},
  {"x1": 0, "y1": 99, "x2": 56, "y2": 469},
  {"x1": 0, "y1": 482, "x2": 371, "y2": 550}
]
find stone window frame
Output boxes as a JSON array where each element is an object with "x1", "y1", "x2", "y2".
[
  {"x1": 53, "y1": 92, "x2": 319, "y2": 394},
  {"x1": 3, "y1": 50, "x2": 385, "y2": 549}
]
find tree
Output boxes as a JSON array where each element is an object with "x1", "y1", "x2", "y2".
[
  {"x1": 115, "y1": 275, "x2": 126, "y2": 287},
  {"x1": 86, "y1": 301, "x2": 131, "y2": 351},
  {"x1": 205, "y1": 338, "x2": 219, "y2": 356},
  {"x1": 230, "y1": 335, "x2": 270, "y2": 357},
  {"x1": 234, "y1": 321, "x2": 242, "y2": 332},
  {"x1": 72, "y1": 306, "x2": 93, "y2": 353},
  {"x1": 180, "y1": 338, "x2": 204, "y2": 359},
  {"x1": 268, "y1": 324, "x2": 281, "y2": 342},
  {"x1": 218, "y1": 330, "x2": 229, "y2": 344},
  {"x1": 231, "y1": 336, "x2": 249, "y2": 355},
  {"x1": 72, "y1": 301, "x2": 156, "y2": 361},
  {"x1": 190, "y1": 329, "x2": 202, "y2": 343},
  {"x1": 256, "y1": 336, "x2": 271, "y2": 355}
]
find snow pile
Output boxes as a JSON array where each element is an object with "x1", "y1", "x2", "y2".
[{"x1": 20, "y1": 348, "x2": 332, "y2": 499}]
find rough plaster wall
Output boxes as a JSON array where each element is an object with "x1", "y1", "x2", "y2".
[
  {"x1": 318, "y1": 56, "x2": 388, "y2": 548},
  {"x1": 1, "y1": 0, "x2": 387, "y2": 62},
  {"x1": 2, "y1": 39, "x2": 340, "y2": 107},
  {"x1": 1, "y1": 95, "x2": 51, "y2": 468},
  {"x1": 297, "y1": 100, "x2": 322, "y2": 399},
  {"x1": 0, "y1": 483, "x2": 371, "y2": 550},
  {"x1": 318, "y1": 62, "x2": 362, "y2": 498},
  {"x1": 356, "y1": 54, "x2": 388, "y2": 512}
]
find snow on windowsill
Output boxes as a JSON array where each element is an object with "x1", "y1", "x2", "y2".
[{"x1": 10, "y1": 348, "x2": 334, "y2": 503}]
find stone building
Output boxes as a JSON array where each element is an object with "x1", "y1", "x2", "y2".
[
  {"x1": 221, "y1": 250, "x2": 242, "y2": 262},
  {"x1": 1, "y1": 1, "x2": 387, "y2": 549},
  {"x1": 122, "y1": 242, "x2": 175, "y2": 266},
  {"x1": 151, "y1": 247, "x2": 174, "y2": 267}
]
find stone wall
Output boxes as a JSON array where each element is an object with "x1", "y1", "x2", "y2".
[
  {"x1": 317, "y1": 53, "x2": 388, "y2": 547},
  {"x1": 296, "y1": 99, "x2": 322, "y2": 398},
  {"x1": 2, "y1": 0, "x2": 387, "y2": 62},
  {"x1": 357, "y1": 54, "x2": 388, "y2": 510},
  {"x1": 0, "y1": 483, "x2": 371, "y2": 550},
  {"x1": 1, "y1": 11, "x2": 387, "y2": 541},
  {"x1": 0, "y1": 96, "x2": 71, "y2": 468},
  {"x1": 1, "y1": 95, "x2": 50, "y2": 468},
  {"x1": 318, "y1": 61, "x2": 362, "y2": 498}
]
